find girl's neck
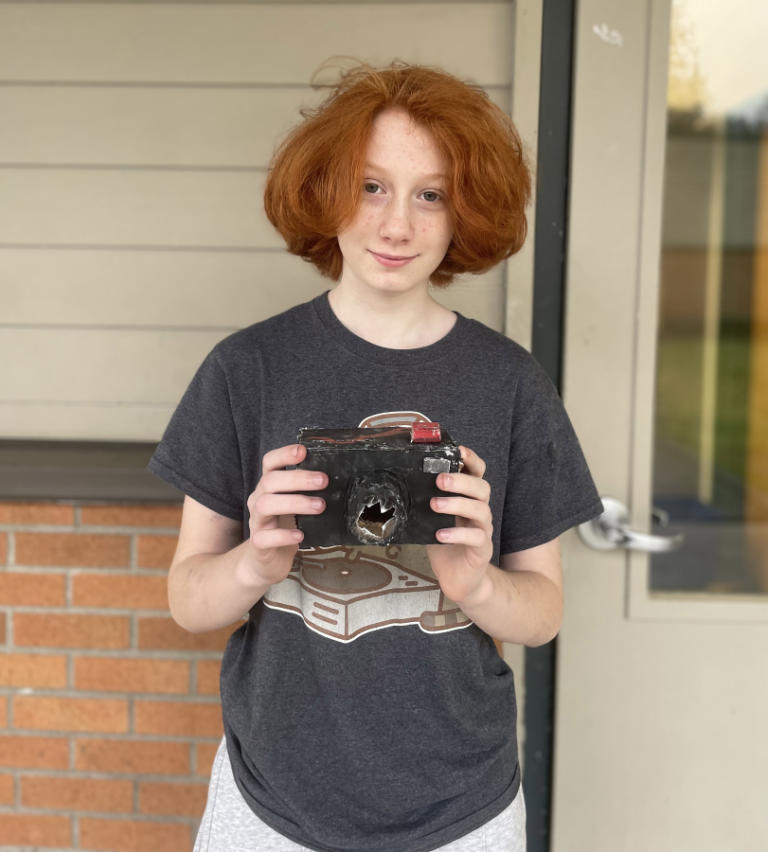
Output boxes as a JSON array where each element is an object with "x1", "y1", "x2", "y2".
[{"x1": 327, "y1": 284, "x2": 456, "y2": 350}]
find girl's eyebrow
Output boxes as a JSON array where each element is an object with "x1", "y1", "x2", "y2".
[{"x1": 364, "y1": 162, "x2": 447, "y2": 182}]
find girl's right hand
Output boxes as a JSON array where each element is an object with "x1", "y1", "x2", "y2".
[{"x1": 244, "y1": 443, "x2": 327, "y2": 586}]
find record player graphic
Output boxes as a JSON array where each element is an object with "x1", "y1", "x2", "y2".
[{"x1": 263, "y1": 545, "x2": 471, "y2": 643}]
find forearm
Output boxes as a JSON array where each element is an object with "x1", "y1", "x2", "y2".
[
  {"x1": 168, "y1": 540, "x2": 273, "y2": 633},
  {"x1": 457, "y1": 564, "x2": 563, "y2": 647}
]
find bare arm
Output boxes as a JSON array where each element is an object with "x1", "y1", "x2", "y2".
[
  {"x1": 453, "y1": 541, "x2": 562, "y2": 647},
  {"x1": 167, "y1": 498, "x2": 265, "y2": 632},
  {"x1": 167, "y1": 443, "x2": 327, "y2": 633},
  {"x1": 427, "y1": 445, "x2": 563, "y2": 647}
]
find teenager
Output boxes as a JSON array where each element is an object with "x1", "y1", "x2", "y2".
[{"x1": 150, "y1": 62, "x2": 602, "y2": 852}]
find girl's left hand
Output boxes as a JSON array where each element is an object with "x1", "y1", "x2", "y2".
[{"x1": 426, "y1": 445, "x2": 494, "y2": 606}]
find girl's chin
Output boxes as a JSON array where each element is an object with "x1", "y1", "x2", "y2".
[{"x1": 338, "y1": 265, "x2": 435, "y2": 295}]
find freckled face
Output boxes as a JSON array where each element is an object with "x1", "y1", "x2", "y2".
[{"x1": 336, "y1": 108, "x2": 453, "y2": 296}]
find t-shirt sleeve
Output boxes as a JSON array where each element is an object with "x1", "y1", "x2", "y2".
[
  {"x1": 148, "y1": 347, "x2": 243, "y2": 521},
  {"x1": 500, "y1": 357, "x2": 602, "y2": 553}
]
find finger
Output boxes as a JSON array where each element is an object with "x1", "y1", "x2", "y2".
[
  {"x1": 435, "y1": 525, "x2": 489, "y2": 547},
  {"x1": 251, "y1": 526, "x2": 305, "y2": 551},
  {"x1": 458, "y1": 445, "x2": 487, "y2": 479},
  {"x1": 261, "y1": 443, "x2": 307, "y2": 475},
  {"x1": 255, "y1": 468, "x2": 328, "y2": 497},
  {"x1": 252, "y1": 513, "x2": 279, "y2": 534},
  {"x1": 250, "y1": 512, "x2": 304, "y2": 536},
  {"x1": 251, "y1": 494, "x2": 325, "y2": 521},
  {"x1": 431, "y1": 496, "x2": 492, "y2": 530},
  {"x1": 436, "y1": 471, "x2": 490, "y2": 502}
]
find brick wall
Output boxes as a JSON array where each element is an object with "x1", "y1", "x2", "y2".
[{"x1": 0, "y1": 501, "x2": 237, "y2": 851}]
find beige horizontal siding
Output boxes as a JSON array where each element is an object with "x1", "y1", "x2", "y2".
[
  {"x1": 2, "y1": 250, "x2": 503, "y2": 329},
  {"x1": 0, "y1": 3, "x2": 513, "y2": 85},
  {"x1": 0, "y1": 269, "x2": 505, "y2": 441},
  {"x1": 0, "y1": 86, "x2": 308, "y2": 167},
  {"x1": 1, "y1": 1, "x2": 517, "y2": 442},
  {"x1": 0, "y1": 403, "x2": 181, "y2": 443},
  {"x1": 0, "y1": 328, "x2": 226, "y2": 403},
  {"x1": 1, "y1": 170, "x2": 273, "y2": 247},
  {"x1": 2, "y1": 251, "x2": 327, "y2": 326},
  {"x1": 0, "y1": 84, "x2": 509, "y2": 166}
]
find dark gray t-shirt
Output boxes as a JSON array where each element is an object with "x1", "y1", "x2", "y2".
[{"x1": 149, "y1": 293, "x2": 601, "y2": 852}]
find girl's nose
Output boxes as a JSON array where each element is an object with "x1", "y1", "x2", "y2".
[{"x1": 379, "y1": 198, "x2": 413, "y2": 242}]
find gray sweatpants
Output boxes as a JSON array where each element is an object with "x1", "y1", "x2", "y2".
[{"x1": 195, "y1": 738, "x2": 526, "y2": 852}]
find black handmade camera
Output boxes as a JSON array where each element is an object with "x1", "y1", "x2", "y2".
[{"x1": 295, "y1": 423, "x2": 461, "y2": 547}]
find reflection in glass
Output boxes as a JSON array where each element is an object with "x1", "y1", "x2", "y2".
[{"x1": 651, "y1": 0, "x2": 768, "y2": 595}]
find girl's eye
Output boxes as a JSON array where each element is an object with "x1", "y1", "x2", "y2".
[
  {"x1": 363, "y1": 182, "x2": 381, "y2": 194},
  {"x1": 421, "y1": 190, "x2": 442, "y2": 203}
]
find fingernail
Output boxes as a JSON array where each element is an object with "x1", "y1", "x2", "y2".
[
  {"x1": 441, "y1": 474, "x2": 453, "y2": 488},
  {"x1": 311, "y1": 498, "x2": 325, "y2": 511},
  {"x1": 311, "y1": 474, "x2": 326, "y2": 488}
]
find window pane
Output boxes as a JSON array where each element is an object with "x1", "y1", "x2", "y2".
[{"x1": 651, "y1": 0, "x2": 768, "y2": 595}]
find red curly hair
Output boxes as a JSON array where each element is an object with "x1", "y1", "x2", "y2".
[{"x1": 263, "y1": 62, "x2": 531, "y2": 286}]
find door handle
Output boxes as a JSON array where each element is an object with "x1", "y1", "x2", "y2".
[{"x1": 577, "y1": 497, "x2": 684, "y2": 552}]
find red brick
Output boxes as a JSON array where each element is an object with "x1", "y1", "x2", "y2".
[
  {"x1": 80, "y1": 817, "x2": 192, "y2": 852},
  {"x1": 81, "y1": 504, "x2": 182, "y2": 528},
  {"x1": 15, "y1": 532, "x2": 130, "y2": 567},
  {"x1": 0, "y1": 653, "x2": 68, "y2": 688},
  {"x1": 0, "y1": 735, "x2": 69, "y2": 769},
  {"x1": 0, "y1": 813, "x2": 71, "y2": 847},
  {"x1": 75, "y1": 738, "x2": 190, "y2": 775},
  {"x1": 138, "y1": 616, "x2": 238, "y2": 651},
  {"x1": 14, "y1": 613, "x2": 131, "y2": 649},
  {"x1": 137, "y1": 534, "x2": 178, "y2": 570},
  {"x1": 0, "y1": 773, "x2": 14, "y2": 805},
  {"x1": 139, "y1": 780, "x2": 208, "y2": 816},
  {"x1": 0, "y1": 532, "x2": 7, "y2": 565},
  {"x1": 72, "y1": 572, "x2": 168, "y2": 610},
  {"x1": 196, "y1": 659, "x2": 221, "y2": 695},
  {"x1": 75, "y1": 657, "x2": 189, "y2": 694},
  {"x1": 0, "y1": 501, "x2": 75, "y2": 526},
  {"x1": 195, "y1": 741, "x2": 220, "y2": 777},
  {"x1": 0, "y1": 572, "x2": 67, "y2": 606},
  {"x1": 14, "y1": 696, "x2": 128, "y2": 733},
  {"x1": 21, "y1": 775, "x2": 133, "y2": 813},
  {"x1": 0, "y1": 611, "x2": 6, "y2": 644},
  {"x1": 134, "y1": 700, "x2": 222, "y2": 738},
  {"x1": 0, "y1": 696, "x2": 7, "y2": 726}
]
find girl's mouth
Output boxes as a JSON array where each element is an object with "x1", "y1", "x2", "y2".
[{"x1": 369, "y1": 251, "x2": 417, "y2": 268}]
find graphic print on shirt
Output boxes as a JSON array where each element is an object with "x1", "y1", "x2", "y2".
[{"x1": 262, "y1": 410, "x2": 472, "y2": 643}]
